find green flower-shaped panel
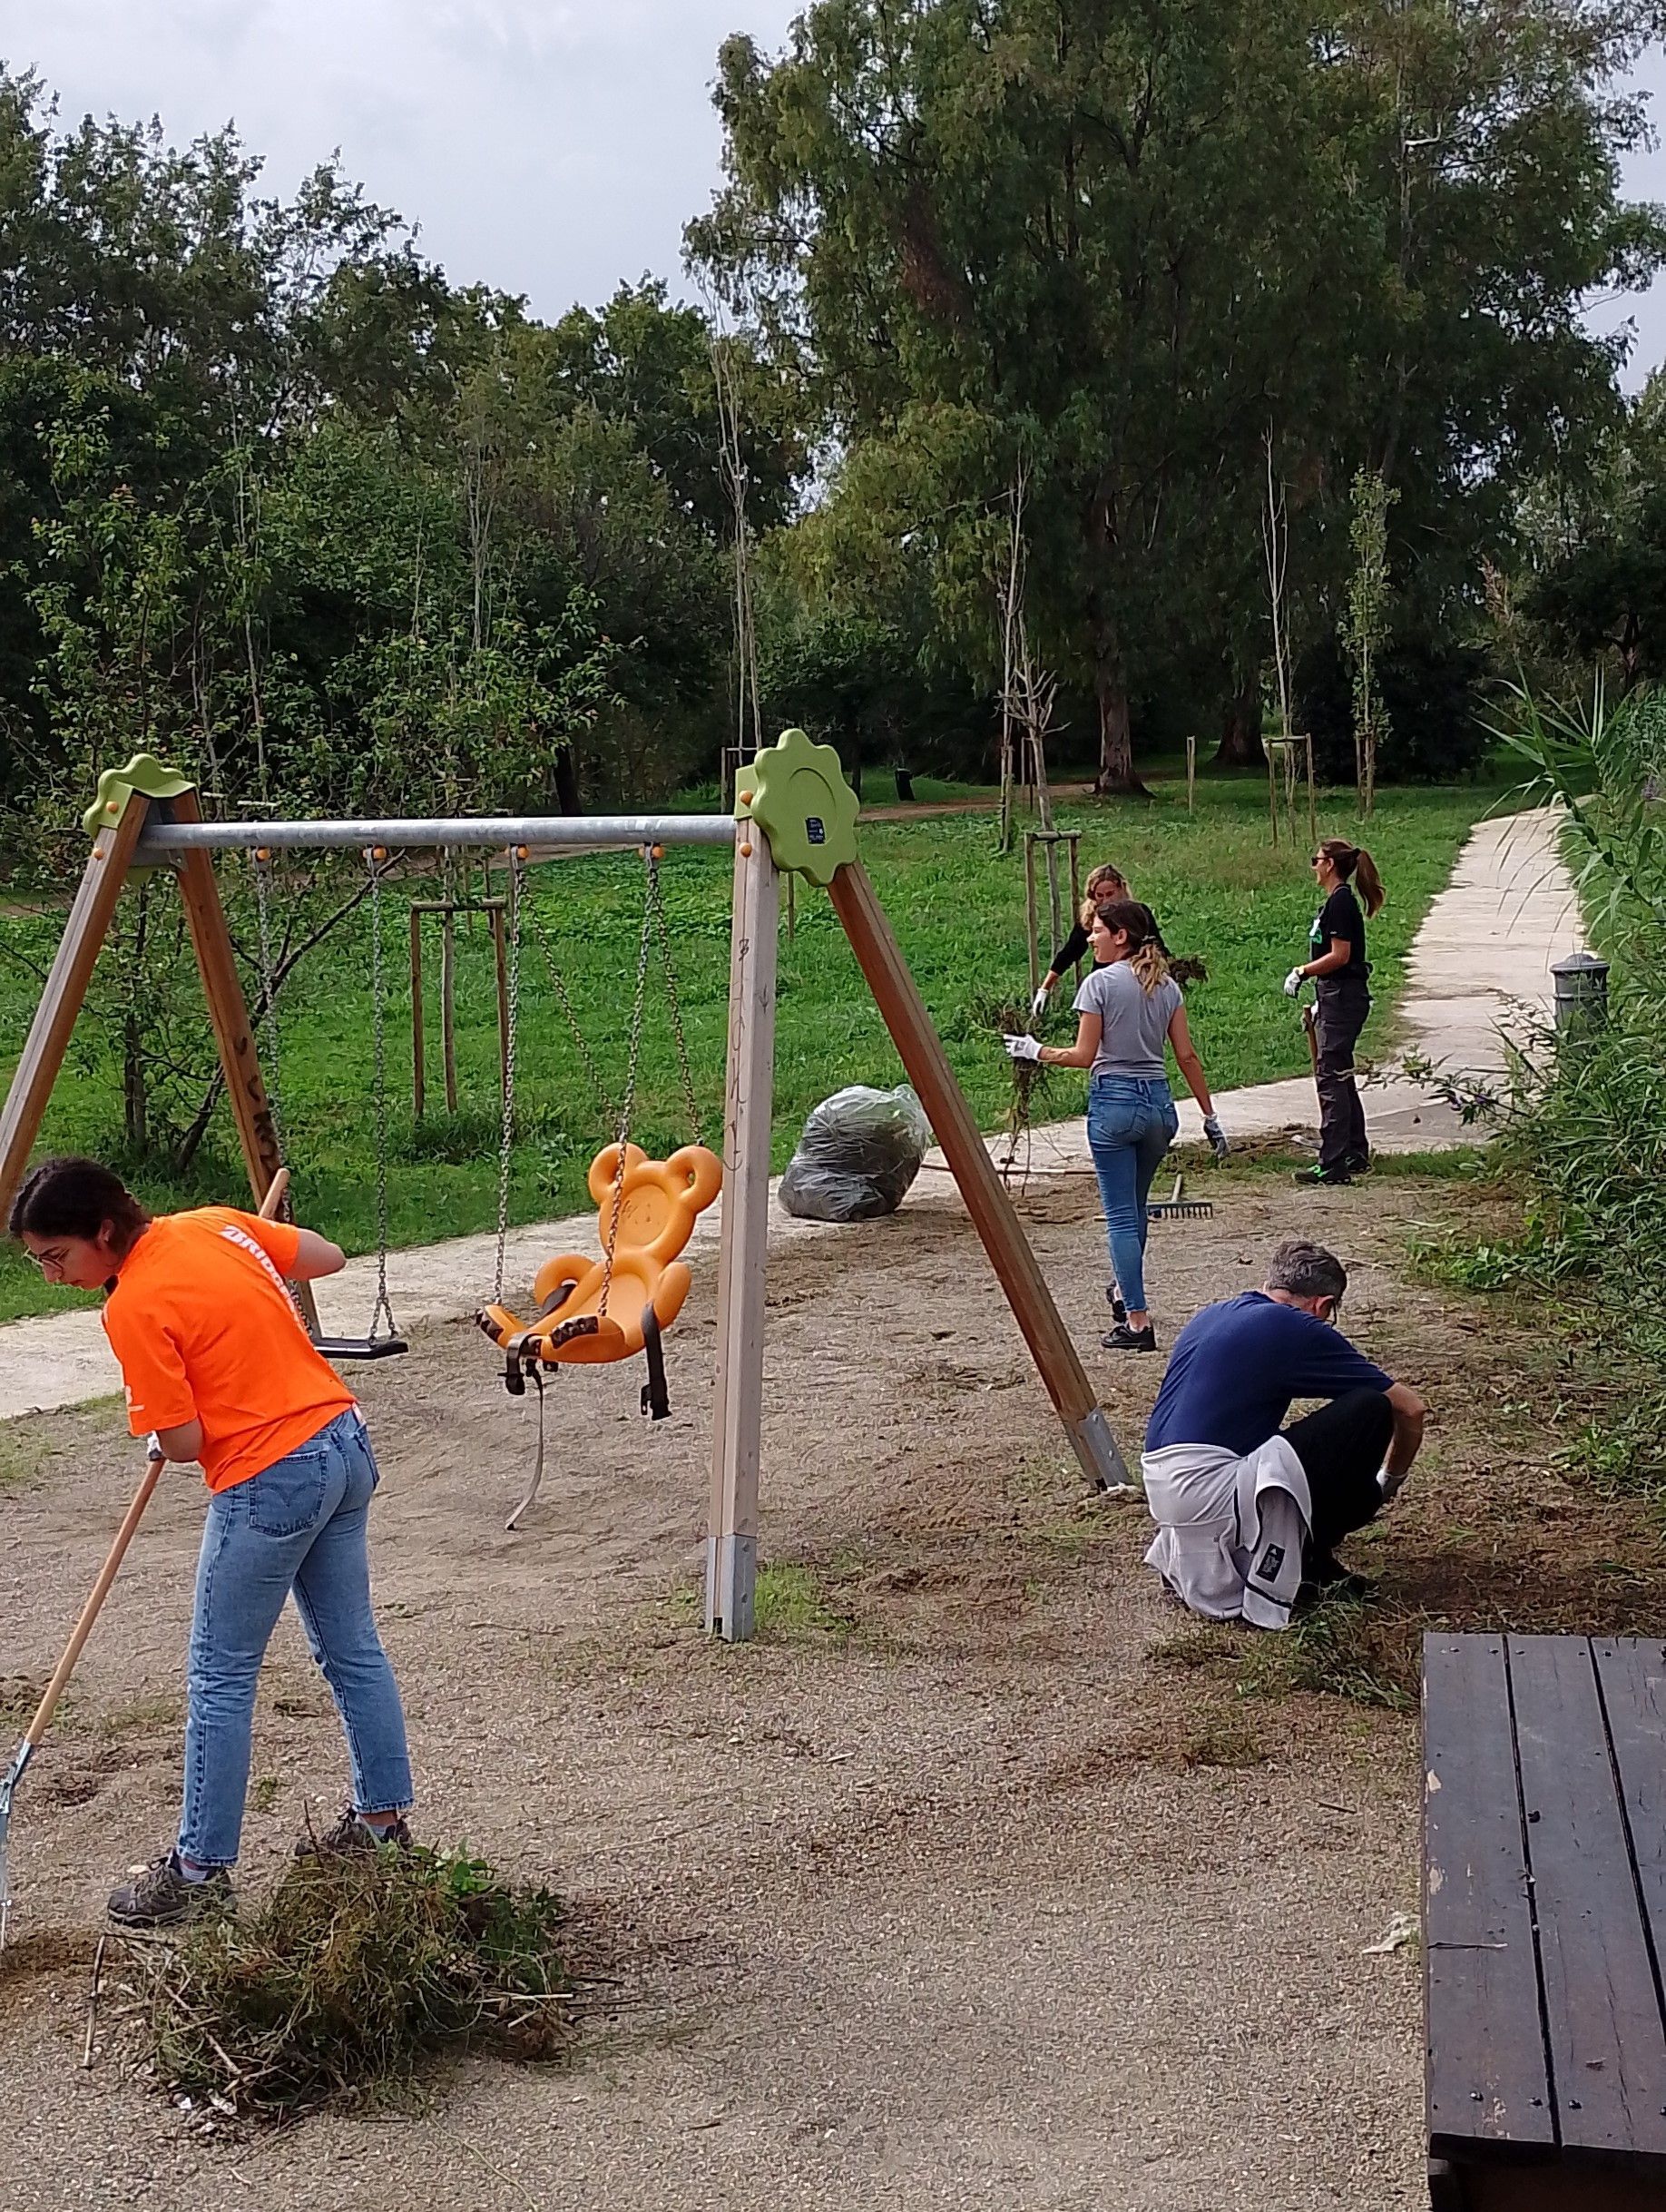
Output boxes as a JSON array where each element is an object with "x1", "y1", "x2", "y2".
[
  {"x1": 736, "y1": 728, "x2": 859, "y2": 887},
  {"x1": 82, "y1": 753, "x2": 197, "y2": 840}
]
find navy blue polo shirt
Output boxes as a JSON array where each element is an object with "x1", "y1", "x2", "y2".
[{"x1": 1144, "y1": 1292, "x2": 1391, "y2": 1458}]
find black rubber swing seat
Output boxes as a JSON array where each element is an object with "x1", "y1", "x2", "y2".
[{"x1": 314, "y1": 1335, "x2": 409, "y2": 1362}]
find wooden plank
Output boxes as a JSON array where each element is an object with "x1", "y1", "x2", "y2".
[
  {"x1": 1423, "y1": 1633, "x2": 1556, "y2": 2161},
  {"x1": 1592, "y1": 1639, "x2": 1666, "y2": 2065},
  {"x1": 1508, "y1": 1633, "x2": 1666, "y2": 2168},
  {"x1": 827, "y1": 859, "x2": 1129, "y2": 1490},
  {"x1": 0, "y1": 795, "x2": 152, "y2": 1221},
  {"x1": 704, "y1": 831, "x2": 778, "y2": 1642}
]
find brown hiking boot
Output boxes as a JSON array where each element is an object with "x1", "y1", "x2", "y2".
[
  {"x1": 107, "y1": 1851, "x2": 231, "y2": 1928},
  {"x1": 294, "y1": 1807, "x2": 415, "y2": 1860}
]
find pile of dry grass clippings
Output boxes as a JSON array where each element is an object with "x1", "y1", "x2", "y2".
[{"x1": 117, "y1": 1843, "x2": 571, "y2": 2120}]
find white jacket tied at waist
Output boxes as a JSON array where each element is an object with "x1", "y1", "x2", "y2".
[{"x1": 1142, "y1": 1436, "x2": 1312, "y2": 1631}]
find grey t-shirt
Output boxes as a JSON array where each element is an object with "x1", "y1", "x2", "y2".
[{"x1": 1073, "y1": 961, "x2": 1182, "y2": 1079}]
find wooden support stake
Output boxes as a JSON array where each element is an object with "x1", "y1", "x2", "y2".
[
  {"x1": 705, "y1": 831, "x2": 779, "y2": 1641},
  {"x1": 1186, "y1": 734, "x2": 1197, "y2": 812},
  {"x1": 1305, "y1": 732, "x2": 1318, "y2": 851},
  {"x1": 1024, "y1": 835, "x2": 1041, "y2": 1001},
  {"x1": 440, "y1": 907, "x2": 458, "y2": 1115},
  {"x1": 827, "y1": 859, "x2": 1130, "y2": 1491},
  {"x1": 492, "y1": 902, "x2": 510, "y2": 1100},
  {"x1": 409, "y1": 908, "x2": 426, "y2": 1120},
  {"x1": 0, "y1": 797, "x2": 153, "y2": 1220}
]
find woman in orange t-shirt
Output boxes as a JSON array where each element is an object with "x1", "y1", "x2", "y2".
[{"x1": 10, "y1": 1156, "x2": 414, "y2": 1928}]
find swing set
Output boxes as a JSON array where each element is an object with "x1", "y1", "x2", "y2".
[{"x1": 0, "y1": 731, "x2": 1132, "y2": 1641}]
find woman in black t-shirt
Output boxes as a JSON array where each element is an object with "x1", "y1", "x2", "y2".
[
  {"x1": 1283, "y1": 838, "x2": 1385, "y2": 1186},
  {"x1": 1030, "y1": 863, "x2": 1130, "y2": 1019}
]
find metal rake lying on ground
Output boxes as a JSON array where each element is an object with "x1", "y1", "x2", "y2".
[{"x1": 1146, "y1": 1174, "x2": 1213, "y2": 1222}]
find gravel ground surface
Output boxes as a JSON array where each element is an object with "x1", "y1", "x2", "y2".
[{"x1": 1, "y1": 1168, "x2": 1638, "y2": 2212}]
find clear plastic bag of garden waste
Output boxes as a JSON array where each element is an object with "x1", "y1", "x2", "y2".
[{"x1": 779, "y1": 1084, "x2": 932, "y2": 1223}]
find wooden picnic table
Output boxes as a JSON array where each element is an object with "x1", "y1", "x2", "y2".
[{"x1": 1424, "y1": 1633, "x2": 1666, "y2": 2210}]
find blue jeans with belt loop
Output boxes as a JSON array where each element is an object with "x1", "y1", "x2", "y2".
[
  {"x1": 178, "y1": 1406, "x2": 413, "y2": 1866},
  {"x1": 1086, "y1": 1075, "x2": 1180, "y2": 1314}
]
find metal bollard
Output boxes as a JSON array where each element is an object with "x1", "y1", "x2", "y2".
[{"x1": 1552, "y1": 951, "x2": 1611, "y2": 1031}]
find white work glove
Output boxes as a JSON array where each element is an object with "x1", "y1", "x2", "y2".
[
  {"x1": 144, "y1": 1431, "x2": 164, "y2": 1463},
  {"x1": 1283, "y1": 967, "x2": 1306, "y2": 998},
  {"x1": 1004, "y1": 1033, "x2": 1043, "y2": 1064},
  {"x1": 1378, "y1": 1460, "x2": 1408, "y2": 1501},
  {"x1": 1029, "y1": 985, "x2": 1051, "y2": 1022},
  {"x1": 1202, "y1": 1113, "x2": 1228, "y2": 1162}
]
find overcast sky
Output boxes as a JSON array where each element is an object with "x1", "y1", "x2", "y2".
[{"x1": 5, "y1": 1, "x2": 1665, "y2": 388}]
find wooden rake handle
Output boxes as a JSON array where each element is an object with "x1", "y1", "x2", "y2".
[{"x1": 22, "y1": 1165, "x2": 290, "y2": 1751}]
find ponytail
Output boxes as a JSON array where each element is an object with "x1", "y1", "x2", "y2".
[
  {"x1": 1353, "y1": 847, "x2": 1385, "y2": 917},
  {"x1": 1318, "y1": 838, "x2": 1385, "y2": 918},
  {"x1": 1096, "y1": 898, "x2": 1171, "y2": 995}
]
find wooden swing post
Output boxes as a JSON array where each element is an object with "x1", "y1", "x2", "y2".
[
  {"x1": 0, "y1": 794, "x2": 156, "y2": 1219},
  {"x1": 828, "y1": 860, "x2": 1128, "y2": 1493},
  {"x1": 705, "y1": 831, "x2": 779, "y2": 1641}
]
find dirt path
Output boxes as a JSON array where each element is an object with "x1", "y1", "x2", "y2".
[{"x1": 2, "y1": 1166, "x2": 1658, "y2": 2210}]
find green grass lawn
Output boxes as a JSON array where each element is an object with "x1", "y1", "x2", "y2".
[{"x1": 0, "y1": 772, "x2": 1512, "y2": 1322}]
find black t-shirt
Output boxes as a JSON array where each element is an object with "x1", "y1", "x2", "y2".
[
  {"x1": 1051, "y1": 919, "x2": 1092, "y2": 974},
  {"x1": 1310, "y1": 885, "x2": 1367, "y2": 979},
  {"x1": 1050, "y1": 911, "x2": 1172, "y2": 977}
]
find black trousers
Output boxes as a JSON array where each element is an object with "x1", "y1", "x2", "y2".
[
  {"x1": 1314, "y1": 977, "x2": 1371, "y2": 1175},
  {"x1": 1282, "y1": 1389, "x2": 1395, "y2": 1559}
]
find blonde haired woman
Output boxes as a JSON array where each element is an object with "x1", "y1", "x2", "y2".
[
  {"x1": 1028, "y1": 862, "x2": 1131, "y2": 1021},
  {"x1": 1007, "y1": 900, "x2": 1225, "y2": 1352}
]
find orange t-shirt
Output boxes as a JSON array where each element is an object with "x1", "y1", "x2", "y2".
[{"x1": 102, "y1": 1208, "x2": 356, "y2": 1493}]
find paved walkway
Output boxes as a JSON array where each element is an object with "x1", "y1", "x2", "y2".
[
  {"x1": 0, "y1": 808, "x2": 1581, "y2": 1421},
  {"x1": 984, "y1": 804, "x2": 1582, "y2": 1174}
]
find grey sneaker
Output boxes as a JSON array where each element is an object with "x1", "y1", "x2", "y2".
[
  {"x1": 107, "y1": 1850, "x2": 231, "y2": 1928},
  {"x1": 295, "y1": 1808, "x2": 415, "y2": 1860}
]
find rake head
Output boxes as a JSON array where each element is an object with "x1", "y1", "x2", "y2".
[
  {"x1": 1146, "y1": 1197, "x2": 1214, "y2": 1219},
  {"x1": 0, "y1": 1743, "x2": 29, "y2": 1951}
]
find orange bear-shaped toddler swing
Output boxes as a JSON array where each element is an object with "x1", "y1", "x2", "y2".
[
  {"x1": 477, "y1": 1138, "x2": 722, "y2": 1392},
  {"x1": 474, "y1": 843, "x2": 722, "y2": 1527}
]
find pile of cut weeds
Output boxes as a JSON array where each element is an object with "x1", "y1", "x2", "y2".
[{"x1": 117, "y1": 1843, "x2": 571, "y2": 2119}]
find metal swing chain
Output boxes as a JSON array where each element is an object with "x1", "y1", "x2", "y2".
[
  {"x1": 365, "y1": 850, "x2": 398, "y2": 1343},
  {"x1": 596, "y1": 862, "x2": 656, "y2": 1322},
  {"x1": 645, "y1": 850, "x2": 702, "y2": 1146},
  {"x1": 492, "y1": 849, "x2": 524, "y2": 1308},
  {"x1": 524, "y1": 900, "x2": 614, "y2": 1124},
  {"x1": 251, "y1": 850, "x2": 287, "y2": 1164}
]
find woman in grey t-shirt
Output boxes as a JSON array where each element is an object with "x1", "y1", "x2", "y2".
[{"x1": 1004, "y1": 900, "x2": 1224, "y2": 1352}]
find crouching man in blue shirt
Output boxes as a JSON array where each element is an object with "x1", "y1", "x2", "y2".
[{"x1": 1141, "y1": 1237, "x2": 1425, "y2": 1629}]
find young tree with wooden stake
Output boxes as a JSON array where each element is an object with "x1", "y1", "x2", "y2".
[
  {"x1": 1260, "y1": 425, "x2": 1295, "y2": 848},
  {"x1": 1342, "y1": 468, "x2": 1397, "y2": 817}
]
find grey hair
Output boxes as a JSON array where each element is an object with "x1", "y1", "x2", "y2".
[{"x1": 1264, "y1": 1237, "x2": 1348, "y2": 1303}]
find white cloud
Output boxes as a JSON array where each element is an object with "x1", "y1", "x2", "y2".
[{"x1": 4, "y1": 0, "x2": 1662, "y2": 382}]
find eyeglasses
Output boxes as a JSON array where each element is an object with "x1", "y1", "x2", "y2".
[{"x1": 23, "y1": 1245, "x2": 69, "y2": 1272}]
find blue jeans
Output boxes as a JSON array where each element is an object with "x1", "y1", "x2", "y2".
[
  {"x1": 179, "y1": 1407, "x2": 413, "y2": 1865},
  {"x1": 1086, "y1": 1076, "x2": 1180, "y2": 1314}
]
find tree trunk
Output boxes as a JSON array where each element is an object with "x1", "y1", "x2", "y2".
[
  {"x1": 552, "y1": 745, "x2": 582, "y2": 815},
  {"x1": 123, "y1": 1009, "x2": 147, "y2": 1155},
  {"x1": 1213, "y1": 674, "x2": 1263, "y2": 768},
  {"x1": 1092, "y1": 655, "x2": 1145, "y2": 795}
]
